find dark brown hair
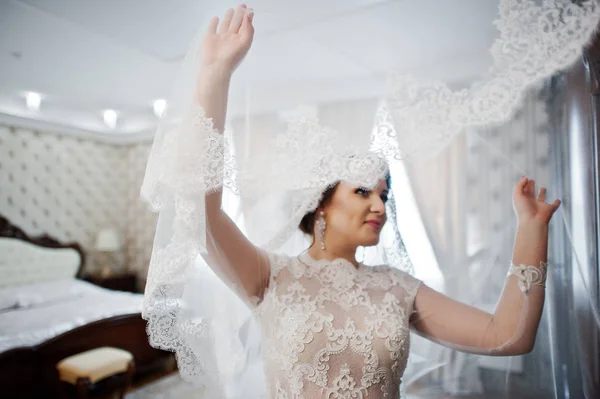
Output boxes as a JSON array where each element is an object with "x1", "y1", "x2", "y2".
[{"x1": 299, "y1": 173, "x2": 392, "y2": 236}]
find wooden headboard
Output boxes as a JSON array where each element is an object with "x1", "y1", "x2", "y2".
[{"x1": 0, "y1": 215, "x2": 85, "y2": 287}]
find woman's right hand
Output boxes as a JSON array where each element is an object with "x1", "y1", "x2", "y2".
[{"x1": 201, "y1": 4, "x2": 254, "y2": 76}]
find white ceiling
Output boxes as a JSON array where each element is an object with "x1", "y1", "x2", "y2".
[{"x1": 0, "y1": 0, "x2": 500, "y2": 140}]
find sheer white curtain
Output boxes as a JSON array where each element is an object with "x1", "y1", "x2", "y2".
[
  {"x1": 384, "y1": 112, "x2": 484, "y2": 394},
  {"x1": 228, "y1": 113, "x2": 282, "y2": 237},
  {"x1": 398, "y1": 87, "x2": 553, "y2": 395},
  {"x1": 319, "y1": 99, "x2": 379, "y2": 149},
  {"x1": 464, "y1": 87, "x2": 554, "y2": 394}
]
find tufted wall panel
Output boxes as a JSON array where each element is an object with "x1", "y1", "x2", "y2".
[{"x1": 0, "y1": 125, "x2": 156, "y2": 279}]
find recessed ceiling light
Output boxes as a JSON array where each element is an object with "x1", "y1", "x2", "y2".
[
  {"x1": 103, "y1": 109, "x2": 118, "y2": 129},
  {"x1": 26, "y1": 92, "x2": 41, "y2": 111},
  {"x1": 153, "y1": 99, "x2": 167, "y2": 118}
]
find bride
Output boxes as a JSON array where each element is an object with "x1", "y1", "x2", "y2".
[{"x1": 144, "y1": 4, "x2": 563, "y2": 398}]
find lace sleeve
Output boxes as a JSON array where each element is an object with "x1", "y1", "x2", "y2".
[
  {"x1": 383, "y1": 267, "x2": 423, "y2": 319},
  {"x1": 398, "y1": 269, "x2": 422, "y2": 315}
]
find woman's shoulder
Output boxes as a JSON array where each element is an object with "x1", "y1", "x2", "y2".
[
  {"x1": 367, "y1": 264, "x2": 422, "y2": 290},
  {"x1": 364, "y1": 265, "x2": 422, "y2": 310},
  {"x1": 262, "y1": 250, "x2": 296, "y2": 276}
]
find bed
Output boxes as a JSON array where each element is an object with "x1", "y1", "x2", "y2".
[{"x1": 0, "y1": 215, "x2": 172, "y2": 399}]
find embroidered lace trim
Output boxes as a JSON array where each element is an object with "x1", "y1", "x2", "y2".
[{"x1": 507, "y1": 262, "x2": 548, "y2": 294}]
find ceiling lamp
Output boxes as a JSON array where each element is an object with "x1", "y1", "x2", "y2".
[
  {"x1": 25, "y1": 92, "x2": 41, "y2": 111},
  {"x1": 153, "y1": 99, "x2": 167, "y2": 118},
  {"x1": 103, "y1": 109, "x2": 118, "y2": 129}
]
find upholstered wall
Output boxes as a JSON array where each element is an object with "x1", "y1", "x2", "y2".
[
  {"x1": 0, "y1": 124, "x2": 156, "y2": 278},
  {"x1": 123, "y1": 142, "x2": 157, "y2": 276}
]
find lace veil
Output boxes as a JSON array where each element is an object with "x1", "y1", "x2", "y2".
[{"x1": 140, "y1": 1, "x2": 600, "y2": 397}]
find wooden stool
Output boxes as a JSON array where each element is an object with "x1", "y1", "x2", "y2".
[{"x1": 56, "y1": 347, "x2": 135, "y2": 399}]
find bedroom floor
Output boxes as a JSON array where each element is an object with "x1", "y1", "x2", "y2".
[
  {"x1": 129, "y1": 373, "x2": 205, "y2": 399},
  {"x1": 126, "y1": 373, "x2": 527, "y2": 399}
]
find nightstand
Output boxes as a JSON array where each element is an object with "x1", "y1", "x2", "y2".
[{"x1": 84, "y1": 273, "x2": 139, "y2": 293}]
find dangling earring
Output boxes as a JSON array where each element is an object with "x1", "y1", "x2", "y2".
[
  {"x1": 358, "y1": 246, "x2": 366, "y2": 263},
  {"x1": 316, "y1": 211, "x2": 326, "y2": 251}
]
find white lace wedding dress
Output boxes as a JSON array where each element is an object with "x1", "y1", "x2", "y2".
[{"x1": 254, "y1": 252, "x2": 422, "y2": 399}]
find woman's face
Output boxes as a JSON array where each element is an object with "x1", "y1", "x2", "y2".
[{"x1": 322, "y1": 179, "x2": 389, "y2": 248}]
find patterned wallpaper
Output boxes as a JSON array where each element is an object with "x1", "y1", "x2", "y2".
[
  {"x1": 124, "y1": 143, "x2": 157, "y2": 277},
  {"x1": 0, "y1": 124, "x2": 156, "y2": 279}
]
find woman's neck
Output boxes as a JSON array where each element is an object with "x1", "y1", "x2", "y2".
[{"x1": 307, "y1": 243, "x2": 359, "y2": 269}]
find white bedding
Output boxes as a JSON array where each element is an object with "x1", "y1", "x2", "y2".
[{"x1": 0, "y1": 279, "x2": 143, "y2": 353}]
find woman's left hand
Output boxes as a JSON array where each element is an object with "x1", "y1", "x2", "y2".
[{"x1": 513, "y1": 176, "x2": 561, "y2": 225}]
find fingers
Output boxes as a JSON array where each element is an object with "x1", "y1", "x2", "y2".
[
  {"x1": 516, "y1": 176, "x2": 528, "y2": 194},
  {"x1": 538, "y1": 187, "x2": 547, "y2": 202},
  {"x1": 526, "y1": 179, "x2": 536, "y2": 197},
  {"x1": 553, "y1": 199, "x2": 562, "y2": 210},
  {"x1": 517, "y1": 176, "x2": 553, "y2": 202},
  {"x1": 516, "y1": 176, "x2": 561, "y2": 215},
  {"x1": 207, "y1": 16, "x2": 219, "y2": 35},
  {"x1": 516, "y1": 176, "x2": 535, "y2": 197},
  {"x1": 229, "y1": 4, "x2": 247, "y2": 34},
  {"x1": 241, "y1": 8, "x2": 254, "y2": 38},
  {"x1": 218, "y1": 8, "x2": 234, "y2": 34}
]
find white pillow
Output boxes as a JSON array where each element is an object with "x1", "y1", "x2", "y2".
[
  {"x1": 0, "y1": 292, "x2": 18, "y2": 311},
  {"x1": 0, "y1": 238, "x2": 80, "y2": 288},
  {"x1": 8, "y1": 279, "x2": 95, "y2": 308}
]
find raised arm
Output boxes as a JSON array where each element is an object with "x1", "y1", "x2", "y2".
[
  {"x1": 197, "y1": 5, "x2": 270, "y2": 300},
  {"x1": 411, "y1": 177, "x2": 560, "y2": 355}
]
